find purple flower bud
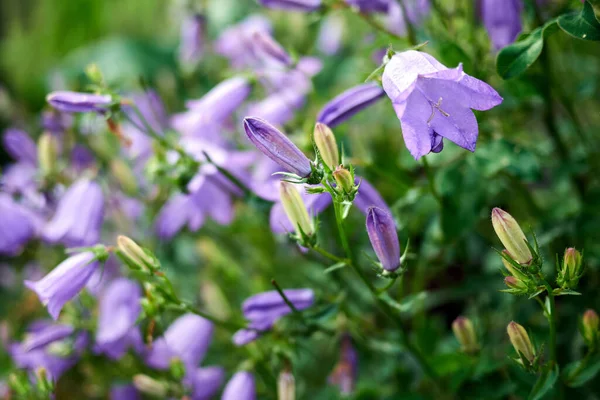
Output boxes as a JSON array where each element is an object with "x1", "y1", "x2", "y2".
[
  {"x1": 222, "y1": 371, "x2": 256, "y2": 400},
  {"x1": 43, "y1": 178, "x2": 105, "y2": 247},
  {"x1": 145, "y1": 314, "x2": 214, "y2": 370},
  {"x1": 366, "y1": 207, "x2": 400, "y2": 272},
  {"x1": 46, "y1": 91, "x2": 112, "y2": 113},
  {"x1": 22, "y1": 324, "x2": 74, "y2": 351},
  {"x1": 189, "y1": 366, "x2": 225, "y2": 400},
  {"x1": 353, "y1": 177, "x2": 391, "y2": 216},
  {"x1": 0, "y1": 194, "x2": 38, "y2": 255},
  {"x1": 481, "y1": 0, "x2": 523, "y2": 50},
  {"x1": 345, "y1": 0, "x2": 389, "y2": 12},
  {"x1": 317, "y1": 15, "x2": 345, "y2": 55},
  {"x1": 25, "y1": 252, "x2": 100, "y2": 320},
  {"x1": 2, "y1": 128, "x2": 37, "y2": 165},
  {"x1": 382, "y1": 50, "x2": 502, "y2": 159},
  {"x1": 110, "y1": 384, "x2": 140, "y2": 400},
  {"x1": 244, "y1": 117, "x2": 312, "y2": 177},
  {"x1": 233, "y1": 289, "x2": 314, "y2": 346},
  {"x1": 179, "y1": 14, "x2": 206, "y2": 64},
  {"x1": 258, "y1": 0, "x2": 322, "y2": 12},
  {"x1": 317, "y1": 83, "x2": 385, "y2": 128},
  {"x1": 252, "y1": 31, "x2": 293, "y2": 67},
  {"x1": 185, "y1": 77, "x2": 252, "y2": 124},
  {"x1": 95, "y1": 278, "x2": 143, "y2": 360}
]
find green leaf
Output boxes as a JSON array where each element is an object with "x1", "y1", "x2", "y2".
[
  {"x1": 563, "y1": 355, "x2": 600, "y2": 387},
  {"x1": 589, "y1": 0, "x2": 600, "y2": 23},
  {"x1": 496, "y1": 20, "x2": 558, "y2": 79},
  {"x1": 528, "y1": 365, "x2": 559, "y2": 400},
  {"x1": 323, "y1": 262, "x2": 347, "y2": 274},
  {"x1": 552, "y1": 288, "x2": 582, "y2": 296},
  {"x1": 379, "y1": 291, "x2": 429, "y2": 314},
  {"x1": 558, "y1": 1, "x2": 600, "y2": 41}
]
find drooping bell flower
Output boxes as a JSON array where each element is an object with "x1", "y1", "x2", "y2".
[
  {"x1": 233, "y1": 289, "x2": 314, "y2": 346},
  {"x1": 46, "y1": 91, "x2": 113, "y2": 113},
  {"x1": 95, "y1": 278, "x2": 143, "y2": 360},
  {"x1": 257, "y1": 0, "x2": 322, "y2": 12},
  {"x1": 366, "y1": 207, "x2": 400, "y2": 272},
  {"x1": 43, "y1": 178, "x2": 105, "y2": 247},
  {"x1": 382, "y1": 50, "x2": 502, "y2": 160},
  {"x1": 222, "y1": 371, "x2": 256, "y2": 400},
  {"x1": 0, "y1": 194, "x2": 39, "y2": 255},
  {"x1": 317, "y1": 83, "x2": 385, "y2": 128},
  {"x1": 244, "y1": 117, "x2": 312, "y2": 178},
  {"x1": 25, "y1": 252, "x2": 100, "y2": 320},
  {"x1": 179, "y1": 14, "x2": 206, "y2": 64},
  {"x1": 480, "y1": 0, "x2": 523, "y2": 50},
  {"x1": 2, "y1": 128, "x2": 37, "y2": 166}
]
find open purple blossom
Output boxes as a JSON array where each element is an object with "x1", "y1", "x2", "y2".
[
  {"x1": 25, "y1": 251, "x2": 100, "y2": 320},
  {"x1": 10, "y1": 321, "x2": 88, "y2": 380},
  {"x1": 258, "y1": 0, "x2": 322, "y2": 12},
  {"x1": 179, "y1": 14, "x2": 206, "y2": 64},
  {"x1": 222, "y1": 371, "x2": 256, "y2": 400},
  {"x1": 233, "y1": 289, "x2": 314, "y2": 346},
  {"x1": 366, "y1": 207, "x2": 400, "y2": 272},
  {"x1": 95, "y1": 278, "x2": 143, "y2": 360},
  {"x1": 215, "y1": 15, "x2": 272, "y2": 69},
  {"x1": 481, "y1": 0, "x2": 523, "y2": 50},
  {"x1": 382, "y1": 50, "x2": 503, "y2": 159},
  {"x1": 0, "y1": 194, "x2": 39, "y2": 255},
  {"x1": 2, "y1": 128, "x2": 37, "y2": 166},
  {"x1": 244, "y1": 117, "x2": 312, "y2": 177},
  {"x1": 46, "y1": 91, "x2": 113, "y2": 113},
  {"x1": 317, "y1": 83, "x2": 385, "y2": 128},
  {"x1": 43, "y1": 178, "x2": 105, "y2": 247}
]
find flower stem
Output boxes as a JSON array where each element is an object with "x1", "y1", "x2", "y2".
[
  {"x1": 335, "y1": 1, "x2": 403, "y2": 41},
  {"x1": 311, "y1": 245, "x2": 348, "y2": 264},
  {"x1": 422, "y1": 157, "x2": 443, "y2": 206},
  {"x1": 537, "y1": 277, "x2": 558, "y2": 365}
]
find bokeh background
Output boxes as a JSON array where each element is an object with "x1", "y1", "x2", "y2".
[{"x1": 1, "y1": 0, "x2": 600, "y2": 398}]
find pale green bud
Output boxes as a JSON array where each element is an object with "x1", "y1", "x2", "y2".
[
  {"x1": 452, "y1": 316, "x2": 478, "y2": 354},
  {"x1": 491, "y1": 208, "x2": 532, "y2": 265},
  {"x1": 314, "y1": 122, "x2": 339, "y2": 170},
  {"x1": 133, "y1": 375, "x2": 168, "y2": 397},
  {"x1": 37, "y1": 132, "x2": 58, "y2": 176},
  {"x1": 278, "y1": 369, "x2": 295, "y2": 400},
  {"x1": 582, "y1": 309, "x2": 599, "y2": 346},
  {"x1": 117, "y1": 235, "x2": 157, "y2": 271},
  {"x1": 507, "y1": 321, "x2": 535, "y2": 363},
  {"x1": 333, "y1": 166, "x2": 354, "y2": 194},
  {"x1": 279, "y1": 181, "x2": 313, "y2": 236}
]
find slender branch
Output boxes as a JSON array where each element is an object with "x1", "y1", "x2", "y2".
[
  {"x1": 271, "y1": 279, "x2": 302, "y2": 315},
  {"x1": 311, "y1": 244, "x2": 348, "y2": 264},
  {"x1": 422, "y1": 157, "x2": 443, "y2": 206},
  {"x1": 336, "y1": 1, "x2": 403, "y2": 40}
]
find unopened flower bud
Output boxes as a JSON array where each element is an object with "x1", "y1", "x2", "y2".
[
  {"x1": 37, "y1": 132, "x2": 58, "y2": 176},
  {"x1": 47, "y1": 91, "x2": 112, "y2": 113},
  {"x1": 117, "y1": 235, "x2": 157, "y2": 271},
  {"x1": 85, "y1": 63, "x2": 104, "y2": 84},
  {"x1": 452, "y1": 317, "x2": 478, "y2": 354},
  {"x1": 504, "y1": 276, "x2": 526, "y2": 291},
  {"x1": 313, "y1": 123, "x2": 339, "y2": 170},
  {"x1": 169, "y1": 358, "x2": 186, "y2": 381},
  {"x1": 133, "y1": 375, "x2": 168, "y2": 397},
  {"x1": 366, "y1": 207, "x2": 400, "y2": 272},
  {"x1": 491, "y1": 208, "x2": 532, "y2": 265},
  {"x1": 110, "y1": 159, "x2": 138, "y2": 195},
  {"x1": 582, "y1": 309, "x2": 599, "y2": 346},
  {"x1": 333, "y1": 166, "x2": 353, "y2": 194},
  {"x1": 507, "y1": 321, "x2": 535, "y2": 363},
  {"x1": 278, "y1": 369, "x2": 295, "y2": 400},
  {"x1": 558, "y1": 247, "x2": 583, "y2": 289},
  {"x1": 279, "y1": 182, "x2": 313, "y2": 236}
]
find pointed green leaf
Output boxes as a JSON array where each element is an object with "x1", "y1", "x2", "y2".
[
  {"x1": 589, "y1": 0, "x2": 600, "y2": 23},
  {"x1": 558, "y1": 1, "x2": 600, "y2": 41},
  {"x1": 563, "y1": 356, "x2": 600, "y2": 387},
  {"x1": 528, "y1": 365, "x2": 559, "y2": 400}
]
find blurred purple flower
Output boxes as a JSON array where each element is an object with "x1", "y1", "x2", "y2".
[
  {"x1": 10, "y1": 321, "x2": 87, "y2": 380},
  {"x1": 70, "y1": 145, "x2": 96, "y2": 172},
  {"x1": 179, "y1": 14, "x2": 206, "y2": 64},
  {"x1": 317, "y1": 83, "x2": 385, "y2": 128},
  {"x1": 481, "y1": 0, "x2": 523, "y2": 50},
  {"x1": 252, "y1": 31, "x2": 293, "y2": 67},
  {"x1": 222, "y1": 371, "x2": 256, "y2": 400},
  {"x1": 244, "y1": 117, "x2": 312, "y2": 177},
  {"x1": 258, "y1": 0, "x2": 322, "y2": 11},
  {"x1": 189, "y1": 367, "x2": 225, "y2": 400},
  {"x1": 366, "y1": 207, "x2": 400, "y2": 272},
  {"x1": 25, "y1": 251, "x2": 100, "y2": 320},
  {"x1": 328, "y1": 334, "x2": 358, "y2": 395},
  {"x1": 386, "y1": 0, "x2": 430, "y2": 36},
  {"x1": 233, "y1": 289, "x2": 314, "y2": 346},
  {"x1": 95, "y1": 278, "x2": 143, "y2": 360},
  {"x1": 43, "y1": 178, "x2": 105, "y2": 246},
  {"x1": 354, "y1": 178, "x2": 391, "y2": 215},
  {"x1": 0, "y1": 194, "x2": 38, "y2": 255},
  {"x1": 382, "y1": 50, "x2": 502, "y2": 159},
  {"x1": 215, "y1": 16, "x2": 272, "y2": 69},
  {"x1": 110, "y1": 384, "x2": 140, "y2": 400},
  {"x1": 318, "y1": 15, "x2": 345, "y2": 55},
  {"x1": 2, "y1": 128, "x2": 37, "y2": 166},
  {"x1": 46, "y1": 91, "x2": 112, "y2": 113},
  {"x1": 41, "y1": 110, "x2": 73, "y2": 133},
  {"x1": 346, "y1": 0, "x2": 389, "y2": 12},
  {"x1": 186, "y1": 77, "x2": 251, "y2": 122}
]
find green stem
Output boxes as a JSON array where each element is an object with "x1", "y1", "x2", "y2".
[
  {"x1": 336, "y1": 1, "x2": 403, "y2": 40},
  {"x1": 422, "y1": 157, "x2": 443, "y2": 206},
  {"x1": 540, "y1": 279, "x2": 558, "y2": 365},
  {"x1": 271, "y1": 279, "x2": 302, "y2": 315},
  {"x1": 311, "y1": 245, "x2": 348, "y2": 264}
]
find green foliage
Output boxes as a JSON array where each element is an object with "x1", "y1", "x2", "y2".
[{"x1": 558, "y1": 1, "x2": 600, "y2": 41}]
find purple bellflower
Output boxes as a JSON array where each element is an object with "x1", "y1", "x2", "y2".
[
  {"x1": 185, "y1": 77, "x2": 252, "y2": 124},
  {"x1": 215, "y1": 15, "x2": 272, "y2": 69},
  {"x1": 43, "y1": 178, "x2": 105, "y2": 247},
  {"x1": 46, "y1": 91, "x2": 112, "y2": 113},
  {"x1": 25, "y1": 252, "x2": 100, "y2": 320},
  {"x1": 222, "y1": 371, "x2": 256, "y2": 400},
  {"x1": 382, "y1": 50, "x2": 503, "y2": 159},
  {"x1": 2, "y1": 128, "x2": 37, "y2": 166},
  {"x1": 258, "y1": 0, "x2": 322, "y2": 12},
  {"x1": 0, "y1": 194, "x2": 39, "y2": 255},
  {"x1": 179, "y1": 14, "x2": 206, "y2": 64},
  {"x1": 233, "y1": 289, "x2": 314, "y2": 346},
  {"x1": 317, "y1": 83, "x2": 385, "y2": 128},
  {"x1": 317, "y1": 15, "x2": 345, "y2": 55},
  {"x1": 366, "y1": 207, "x2": 401, "y2": 272},
  {"x1": 41, "y1": 109, "x2": 73, "y2": 134},
  {"x1": 244, "y1": 117, "x2": 312, "y2": 178},
  {"x1": 252, "y1": 31, "x2": 293, "y2": 67},
  {"x1": 481, "y1": 0, "x2": 523, "y2": 50},
  {"x1": 95, "y1": 278, "x2": 143, "y2": 360},
  {"x1": 110, "y1": 384, "x2": 140, "y2": 400},
  {"x1": 189, "y1": 367, "x2": 225, "y2": 400}
]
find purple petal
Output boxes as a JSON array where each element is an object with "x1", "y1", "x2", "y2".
[
  {"x1": 96, "y1": 279, "x2": 141, "y2": 348},
  {"x1": 317, "y1": 83, "x2": 385, "y2": 128},
  {"x1": 2, "y1": 128, "x2": 37, "y2": 165},
  {"x1": 189, "y1": 366, "x2": 225, "y2": 400},
  {"x1": 396, "y1": 90, "x2": 435, "y2": 160},
  {"x1": 46, "y1": 91, "x2": 112, "y2": 113},
  {"x1": 258, "y1": 0, "x2": 322, "y2": 12},
  {"x1": 222, "y1": 371, "x2": 256, "y2": 400},
  {"x1": 481, "y1": 0, "x2": 523, "y2": 50},
  {"x1": 366, "y1": 207, "x2": 400, "y2": 272}
]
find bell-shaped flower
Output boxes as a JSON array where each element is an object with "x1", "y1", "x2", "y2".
[
  {"x1": 222, "y1": 371, "x2": 256, "y2": 400},
  {"x1": 382, "y1": 50, "x2": 502, "y2": 160},
  {"x1": 43, "y1": 178, "x2": 105, "y2": 247},
  {"x1": 0, "y1": 194, "x2": 39, "y2": 255},
  {"x1": 179, "y1": 14, "x2": 206, "y2": 64},
  {"x1": 95, "y1": 278, "x2": 143, "y2": 360},
  {"x1": 366, "y1": 207, "x2": 401, "y2": 272},
  {"x1": 25, "y1": 252, "x2": 100, "y2": 320},
  {"x1": 317, "y1": 83, "x2": 385, "y2": 128},
  {"x1": 2, "y1": 128, "x2": 37, "y2": 166},
  {"x1": 215, "y1": 15, "x2": 272, "y2": 69},
  {"x1": 481, "y1": 0, "x2": 523, "y2": 50},
  {"x1": 46, "y1": 91, "x2": 113, "y2": 113}
]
